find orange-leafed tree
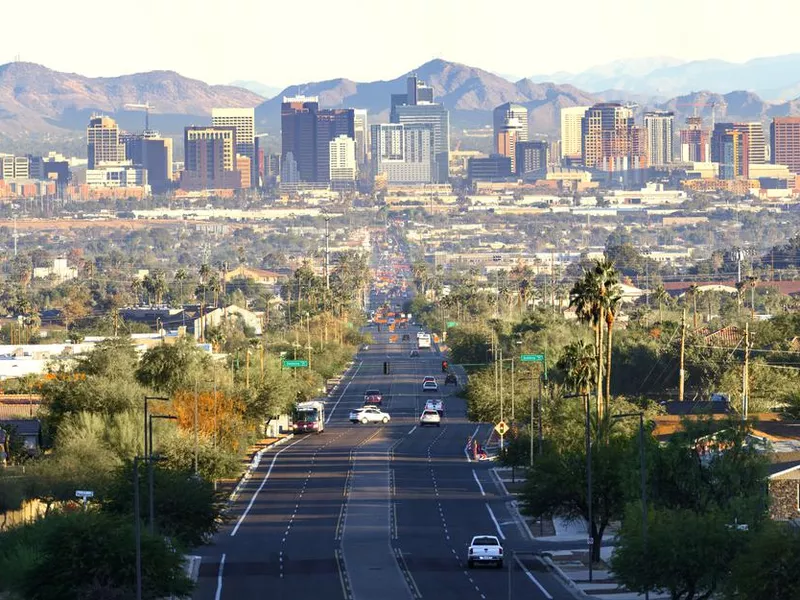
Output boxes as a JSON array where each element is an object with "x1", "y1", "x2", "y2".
[{"x1": 169, "y1": 389, "x2": 248, "y2": 452}]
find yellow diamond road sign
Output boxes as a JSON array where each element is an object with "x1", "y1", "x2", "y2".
[{"x1": 495, "y1": 421, "x2": 509, "y2": 436}]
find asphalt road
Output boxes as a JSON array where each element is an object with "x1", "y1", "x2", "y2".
[{"x1": 193, "y1": 293, "x2": 580, "y2": 600}]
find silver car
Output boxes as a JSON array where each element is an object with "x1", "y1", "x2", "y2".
[
  {"x1": 350, "y1": 406, "x2": 391, "y2": 424},
  {"x1": 419, "y1": 409, "x2": 441, "y2": 427}
]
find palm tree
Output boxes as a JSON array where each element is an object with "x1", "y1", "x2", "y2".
[
  {"x1": 604, "y1": 283, "x2": 623, "y2": 403},
  {"x1": 748, "y1": 276, "x2": 758, "y2": 320},
  {"x1": 571, "y1": 270, "x2": 605, "y2": 416},
  {"x1": 653, "y1": 284, "x2": 668, "y2": 323},
  {"x1": 130, "y1": 278, "x2": 143, "y2": 305},
  {"x1": 686, "y1": 284, "x2": 699, "y2": 330},
  {"x1": 199, "y1": 263, "x2": 212, "y2": 305},
  {"x1": 174, "y1": 268, "x2": 188, "y2": 307},
  {"x1": 561, "y1": 339, "x2": 597, "y2": 398}
]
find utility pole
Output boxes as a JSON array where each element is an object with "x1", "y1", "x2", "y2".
[
  {"x1": 679, "y1": 309, "x2": 686, "y2": 402},
  {"x1": 13, "y1": 216, "x2": 18, "y2": 256},
  {"x1": 324, "y1": 216, "x2": 331, "y2": 291},
  {"x1": 743, "y1": 322, "x2": 750, "y2": 420},
  {"x1": 510, "y1": 358, "x2": 515, "y2": 422}
]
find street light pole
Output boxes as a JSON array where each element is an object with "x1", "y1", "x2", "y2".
[
  {"x1": 148, "y1": 414, "x2": 177, "y2": 534},
  {"x1": 565, "y1": 392, "x2": 593, "y2": 582},
  {"x1": 133, "y1": 456, "x2": 143, "y2": 600},
  {"x1": 613, "y1": 412, "x2": 648, "y2": 600}
]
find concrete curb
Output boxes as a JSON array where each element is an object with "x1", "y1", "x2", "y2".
[
  {"x1": 490, "y1": 468, "x2": 536, "y2": 542},
  {"x1": 227, "y1": 434, "x2": 295, "y2": 508},
  {"x1": 541, "y1": 553, "x2": 590, "y2": 599}
]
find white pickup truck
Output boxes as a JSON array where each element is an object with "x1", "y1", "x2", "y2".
[{"x1": 467, "y1": 535, "x2": 503, "y2": 568}]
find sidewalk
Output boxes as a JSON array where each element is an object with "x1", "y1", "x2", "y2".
[{"x1": 493, "y1": 467, "x2": 669, "y2": 600}]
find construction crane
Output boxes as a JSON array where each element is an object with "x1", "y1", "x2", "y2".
[
  {"x1": 123, "y1": 102, "x2": 155, "y2": 132},
  {"x1": 674, "y1": 100, "x2": 726, "y2": 129}
]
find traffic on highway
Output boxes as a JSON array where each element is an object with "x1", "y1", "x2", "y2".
[{"x1": 191, "y1": 231, "x2": 576, "y2": 600}]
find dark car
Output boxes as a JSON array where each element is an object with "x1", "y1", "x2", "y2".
[
  {"x1": 445, "y1": 373, "x2": 457, "y2": 385},
  {"x1": 410, "y1": 349, "x2": 420, "y2": 358},
  {"x1": 402, "y1": 333, "x2": 410, "y2": 341},
  {"x1": 364, "y1": 389, "x2": 383, "y2": 406}
]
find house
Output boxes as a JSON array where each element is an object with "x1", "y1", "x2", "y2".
[
  {"x1": 32, "y1": 257, "x2": 78, "y2": 282},
  {"x1": 0, "y1": 418, "x2": 42, "y2": 459},
  {"x1": 768, "y1": 458, "x2": 800, "y2": 521},
  {"x1": 222, "y1": 265, "x2": 281, "y2": 286}
]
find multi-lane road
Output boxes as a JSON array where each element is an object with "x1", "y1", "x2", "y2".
[{"x1": 193, "y1": 309, "x2": 579, "y2": 599}]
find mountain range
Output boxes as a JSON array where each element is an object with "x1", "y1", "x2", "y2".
[
  {"x1": 531, "y1": 54, "x2": 800, "y2": 101},
  {"x1": 1, "y1": 58, "x2": 800, "y2": 151}
]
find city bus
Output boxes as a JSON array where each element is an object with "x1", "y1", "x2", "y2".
[
  {"x1": 292, "y1": 400, "x2": 326, "y2": 434},
  {"x1": 417, "y1": 333, "x2": 432, "y2": 349}
]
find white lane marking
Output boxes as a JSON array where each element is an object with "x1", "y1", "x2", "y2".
[
  {"x1": 486, "y1": 504, "x2": 506, "y2": 540},
  {"x1": 472, "y1": 470, "x2": 486, "y2": 496},
  {"x1": 214, "y1": 553, "x2": 226, "y2": 600},
  {"x1": 514, "y1": 555, "x2": 553, "y2": 599},
  {"x1": 464, "y1": 425, "x2": 480, "y2": 462},
  {"x1": 325, "y1": 361, "x2": 363, "y2": 423},
  {"x1": 230, "y1": 437, "x2": 305, "y2": 536},
  {"x1": 407, "y1": 425, "x2": 417, "y2": 435}
]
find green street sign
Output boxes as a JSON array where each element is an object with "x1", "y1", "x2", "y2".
[
  {"x1": 283, "y1": 359, "x2": 309, "y2": 368},
  {"x1": 520, "y1": 354, "x2": 545, "y2": 362},
  {"x1": 446, "y1": 321, "x2": 458, "y2": 328}
]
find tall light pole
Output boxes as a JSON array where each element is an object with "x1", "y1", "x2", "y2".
[
  {"x1": 148, "y1": 414, "x2": 177, "y2": 534},
  {"x1": 612, "y1": 412, "x2": 648, "y2": 600},
  {"x1": 324, "y1": 215, "x2": 331, "y2": 291},
  {"x1": 142, "y1": 396, "x2": 168, "y2": 475},
  {"x1": 565, "y1": 392, "x2": 592, "y2": 582},
  {"x1": 133, "y1": 455, "x2": 143, "y2": 600}
]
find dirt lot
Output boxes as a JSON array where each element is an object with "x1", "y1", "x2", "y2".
[{"x1": 0, "y1": 218, "x2": 181, "y2": 231}]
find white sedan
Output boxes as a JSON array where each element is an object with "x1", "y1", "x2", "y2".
[
  {"x1": 350, "y1": 406, "x2": 391, "y2": 424},
  {"x1": 422, "y1": 379, "x2": 438, "y2": 392}
]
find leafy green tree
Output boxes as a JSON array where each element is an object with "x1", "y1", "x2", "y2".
[
  {"x1": 136, "y1": 338, "x2": 210, "y2": 394},
  {"x1": 0, "y1": 511, "x2": 192, "y2": 600},
  {"x1": 612, "y1": 506, "x2": 738, "y2": 600},
  {"x1": 724, "y1": 523, "x2": 800, "y2": 600},
  {"x1": 103, "y1": 462, "x2": 224, "y2": 548}
]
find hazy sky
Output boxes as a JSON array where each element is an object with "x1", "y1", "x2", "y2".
[{"x1": 5, "y1": 0, "x2": 800, "y2": 86}]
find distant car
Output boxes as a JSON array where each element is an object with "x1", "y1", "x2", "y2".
[
  {"x1": 410, "y1": 349, "x2": 420, "y2": 358},
  {"x1": 349, "y1": 406, "x2": 391, "y2": 424},
  {"x1": 422, "y1": 379, "x2": 438, "y2": 392},
  {"x1": 467, "y1": 535, "x2": 503, "y2": 569},
  {"x1": 402, "y1": 333, "x2": 410, "y2": 341},
  {"x1": 445, "y1": 373, "x2": 457, "y2": 385},
  {"x1": 425, "y1": 399, "x2": 444, "y2": 415},
  {"x1": 364, "y1": 390, "x2": 383, "y2": 406},
  {"x1": 419, "y1": 409, "x2": 441, "y2": 427}
]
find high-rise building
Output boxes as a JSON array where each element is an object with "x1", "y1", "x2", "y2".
[
  {"x1": 370, "y1": 123, "x2": 435, "y2": 184},
  {"x1": 771, "y1": 117, "x2": 800, "y2": 174},
  {"x1": 643, "y1": 111, "x2": 674, "y2": 166},
  {"x1": 680, "y1": 117, "x2": 709, "y2": 162},
  {"x1": 581, "y1": 103, "x2": 635, "y2": 169},
  {"x1": 467, "y1": 156, "x2": 513, "y2": 182},
  {"x1": 181, "y1": 126, "x2": 240, "y2": 190},
  {"x1": 493, "y1": 103, "x2": 528, "y2": 147},
  {"x1": 0, "y1": 154, "x2": 30, "y2": 179},
  {"x1": 329, "y1": 135, "x2": 357, "y2": 182},
  {"x1": 496, "y1": 127, "x2": 519, "y2": 173},
  {"x1": 353, "y1": 109, "x2": 369, "y2": 172},
  {"x1": 711, "y1": 126, "x2": 749, "y2": 179},
  {"x1": 390, "y1": 76, "x2": 450, "y2": 183},
  {"x1": 516, "y1": 141, "x2": 549, "y2": 175},
  {"x1": 122, "y1": 133, "x2": 173, "y2": 194},
  {"x1": 87, "y1": 116, "x2": 125, "y2": 168},
  {"x1": 712, "y1": 122, "x2": 765, "y2": 167},
  {"x1": 281, "y1": 96, "x2": 319, "y2": 183},
  {"x1": 315, "y1": 109, "x2": 355, "y2": 183},
  {"x1": 212, "y1": 108, "x2": 256, "y2": 185},
  {"x1": 560, "y1": 106, "x2": 590, "y2": 160},
  {"x1": 236, "y1": 155, "x2": 252, "y2": 189}
]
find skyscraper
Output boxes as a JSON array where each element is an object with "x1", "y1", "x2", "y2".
[
  {"x1": 87, "y1": 116, "x2": 125, "y2": 168},
  {"x1": 371, "y1": 123, "x2": 435, "y2": 184},
  {"x1": 493, "y1": 103, "x2": 528, "y2": 145},
  {"x1": 680, "y1": 117, "x2": 709, "y2": 162},
  {"x1": 581, "y1": 103, "x2": 635, "y2": 170},
  {"x1": 560, "y1": 106, "x2": 590, "y2": 160},
  {"x1": 353, "y1": 109, "x2": 369, "y2": 172},
  {"x1": 712, "y1": 122, "x2": 765, "y2": 167},
  {"x1": 515, "y1": 141, "x2": 549, "y2": 175},
  {"x1": 771, "y1": 117, "x2": 800, "y2": 174},
  {"x1": 390, "y1": 76, "x2": 450, "y2": 183},
  {"x1": 212, "y1": 108, "x2": 256, "y2": 185},
  {"x1": 182, "y1": 126, "x2": 240, "y2": 190},
  {"x1": 329, "y1": 135, "x2": 357, "y2": 182},
  {"x1": 315, "y1": 109, "x2": 355, "y2": 183},
  {"x1": 281, "y1": 96, "x2": 319, "y2": 183},
  {"x1": 122, "y1": 132, "x2": 173, "y2": 194},
  {"x1": 643, "y1": 111, "x2": 674, "y2": 166},
  {"x1": 711, "y1": 126, "x2": 749, "y2": 179}
]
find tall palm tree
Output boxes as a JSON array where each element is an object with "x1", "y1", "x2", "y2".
[
  {"x1": 653, "y1": 284, "x2": 668, "y2": 323},
  {"x1": 604, "y1": 283, "x2": 623, "y2": 404},
  {"x1": 561, "y1": 339, "x2": 597, "y2": 398},
  {"x1": 686, "y1": 284, "x2": 699, "y2": 329},
  {"x1": 199, "y1": 263, "x2": 212, "y2": 305},
  {"x1": 174, "y1": 268, "x2": 188, "y2": 307},
  {"x1": 571, "y1": 270, "x2": 605, "y2": 416},
  {"x1": 748, "y1": 276, "x2": 758, "y2": 320}
]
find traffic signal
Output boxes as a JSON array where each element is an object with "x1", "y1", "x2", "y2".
[{"x1": 383, "y1": 361, "x2": 390, "y2": 374}]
